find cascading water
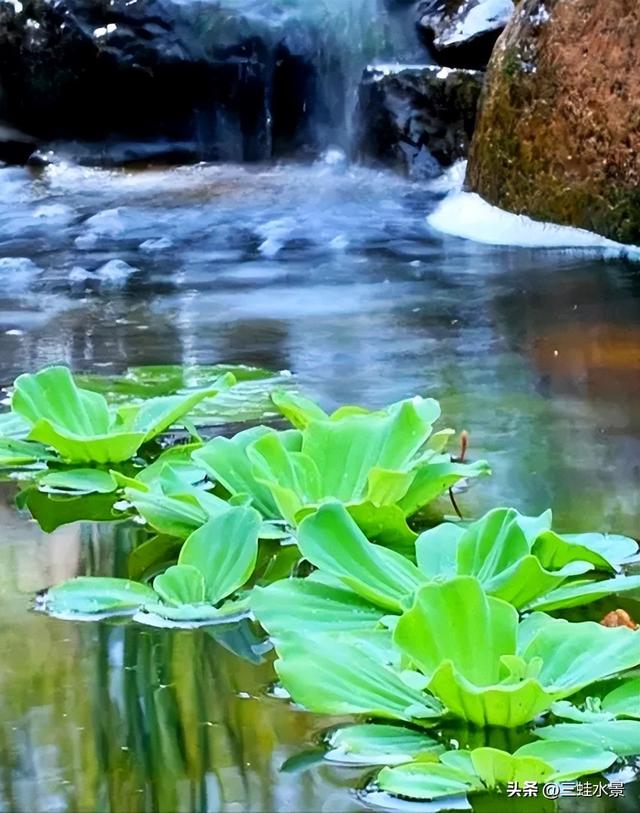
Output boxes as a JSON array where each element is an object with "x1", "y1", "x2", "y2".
[{"x1": 163, "y1": 0, "x2": 430, "y2": 158}]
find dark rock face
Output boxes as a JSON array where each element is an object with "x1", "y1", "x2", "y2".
[
  {"x1": 417, "y1": 0, "x2": 514, "y2": 69},
  {"x1": 467, "y1": 0, "x2": 640, "y2": 244},
  {"x1": 0, "y1": 0, "x2": 326, "y2": 163},
  {"x1": 0, "y1": 123, "x2": 40, "y2": 164},
  {"x1": 356, "y1": 64, "x2": 483, "y2": 179}
]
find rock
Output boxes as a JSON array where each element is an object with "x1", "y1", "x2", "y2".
[
  {"x1": 355, "y1": 64, "x2": 483, "y2": 179},
  {"x1": 417, "y1": 0, "x2": 514, "y2": 69},
  {"x1": 466, "y1": 0, "x2": 640, "y2": 244},
  {"x1": 0, "y1": 123, "x2": 39, "y2": 164},
  {"x1": 0, "y1": 0, "x2": 323, "y2": 163}
]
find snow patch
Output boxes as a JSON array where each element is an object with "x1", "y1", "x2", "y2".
[{"x1": 428, "y1": 186, "x2": 640, "y2": 257}]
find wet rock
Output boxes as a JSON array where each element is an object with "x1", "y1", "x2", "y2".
[
  {"x1": 417, "y1": 0, "x2": 514, "y2": 69},
  {"x1": 0, "y1": 123, "x2": 39, "y2": 164},
  {"x1": 466, "y1": 0, "x2": 640, "y2": 244},
  {"x1": 356, "y1": 64, "x2": 483, "y2": 179},
  {"x1": 0, "y1": 0, "x2": 322, "y2": 163}
]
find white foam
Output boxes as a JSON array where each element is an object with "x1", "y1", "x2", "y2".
[
  {"x1": 94, "y1": 258, "x2": 138, "y2": 286},
  {"x1": 428, "y1": 188, "x2": 640, "y2": 257}
]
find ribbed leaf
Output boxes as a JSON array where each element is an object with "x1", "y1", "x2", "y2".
[
  {"x1": 274, "y1": 633, "x2": 442, "y2": 722},
  {"x1": 179, "y1": 505, "x2": 261, "y2": 605},
  {"x1": 297, "y1": 503, "x2": 424, "y2": 611},
  {"x1": 252, "y1": 578, "x2": 383, "y2": 637}
]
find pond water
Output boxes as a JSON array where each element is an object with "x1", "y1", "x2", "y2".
[{"x1": 1, "y1": 156, "x2": 639, "y2": 812}]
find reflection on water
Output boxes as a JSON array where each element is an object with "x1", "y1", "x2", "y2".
[
  {"x1": 1, "y1": 157, "x2": 640, "y2": 811},
  {"x1": 0, "y1": 490, "x2": 363, "y2": 813}
]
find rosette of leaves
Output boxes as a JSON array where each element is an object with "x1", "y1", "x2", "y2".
[
  {"x1": 194, "y1": 392, "x2": 490, "y2": 547},
  {"x1": 375, "y1": 740, "x2": 619, "y2": 802},
  {"x1": 6, "y1": 366, "x2": 234, "y2": 464},
  {"x1": 256, "y1": 576, "x2": 640, "y2": 728},
  {"x1": 41, "y1": 505, "x2": 262, "y2": 625},
  {"x1": 251, "y1": 504, "x2": 640, "y2": 641}
]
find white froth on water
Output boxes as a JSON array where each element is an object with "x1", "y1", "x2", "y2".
[{"x1": 427, "y1": 167, "x2": 640, "y2": 258}]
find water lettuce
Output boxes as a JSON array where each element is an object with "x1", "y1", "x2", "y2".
[
  {"x1": 260, "y1": 576, "x2": 640, "y2": 728},
  {"x1": 196, "y1": 394, "x2": 490, "y2": 546},
  {"x1": 42, "y1": 505, "x2": 261, "y2": 624},
  {"x1": 377, "y1": 740, "x2": 617, "y2": 800},
  {"x1": 325, "y1": 724, "x2": 444, "y2": 765},
  {"x1": 256, "y1": 504, "x2": 640, "y2": 626},
  {"x1": 11, "y1": 366, "x2": 233, "y2": 463},
  {"x1": 394, "y1": 577, "x2": 640, "y2": 727}
]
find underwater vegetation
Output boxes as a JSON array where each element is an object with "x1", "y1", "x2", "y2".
[{"x1": 1, "y1": 364, "x2": 639, "y2": 809}]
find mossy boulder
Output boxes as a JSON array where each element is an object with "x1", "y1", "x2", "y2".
[{"x1": 466, "y1": 0, "x2": 640, "y2": 244}]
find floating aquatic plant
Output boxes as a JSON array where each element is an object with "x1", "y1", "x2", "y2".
[
  {"x1": 257, "y1": 576, "x2": 640, "y2": 728},
  {"x1": 8, "y1": 366, "x2": 233, "y2": 464},
  {"x1": 41, "y1": 505, "x2": 262, "y2": 625},
  {"x1": 376, "y1": 740, "x2": 618, "y2": 801},
  {"x1": 195, "y1": 392, "x2": 490, "y2": 547},
  {"x1": 252, "y1": 503, "x2": 640, "y2": 639}
]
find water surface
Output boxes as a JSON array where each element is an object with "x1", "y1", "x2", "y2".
[{"x1": 1, "y1": 157, "x2": 639, "y2": 812}]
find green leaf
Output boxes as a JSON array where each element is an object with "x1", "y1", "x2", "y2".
[
  {"x1": 602, "y1": 678, "x2": 640, "y2": 719},
  {"x1": 535, "y1": 720, "x2": 640, "y2": 757},
  {"x1": 153, "y1": 565, "x2": 206, "y2": 606},
  {"x1": 242, "y1": 396, "x2": 486, "y2": 543},
  {"x1": 252, "y1": 579, "x2": 384, "y2": 637},
  {"x1": 467, "y1": 747, "x2": 553, "y2": 787},
  {"x1": 532, "y1": 530, "x2": 614, "y2": 573},
  {"x1": 178, "y1": 505, "x2": 262, "y2": 604},
  {"x1": 38, "y1": 468, "x2": 118, "y2": 495},
  {"x1": 378, "y1": 762, "x2": 479, "y2": 800},
  {"x1": 273, "y1": 633, "x2": 442, "y2": 722},
  {"x1": 0, "y1": 437, "x2": 58, "y2": 468},
  {"x1": 0, "y1": 411, "x2": 30, "y2": 439},
  {"x1": 193, "y1": 427, "x2": 288, "y2": 518},
  {"x1": 525, "y1": 574, "x2": 640, "y2": 611},
  {"x1": 271, "y1": 390, "x2": 329, "y2": 429},
  {"x1": 415, "y1": 523, "x2": 464, "y2": 579},
  {"x1": 326, "y1": 724, "x2": 444, "y2": 765},
  {"x1": 123, "y1": 463, "x2": 231, "y2": 537},
  {"x1": 398, "y1": 459, "x2": 491, "y2": 517},
  {"x1": 377, "y1": 740, "x2": 617, "y2": 802},
  {"x1": 12, "y1": 366, "x2": 229, "y2": 463},
  {"x1": 17, "y1": 487, "x2": 120, "y2": 532},
  {"x1": 42, "y1": 576, "x2": 157, "y2": 616},
  {"x1": 519, "y1": 614, "x2": 640, "y2": 692},
  {"x1": 513, "y1": 740, "x2": 616, "y2": 782},
  {"x1": 561, "y1": 533, "x2": 638, "y2": 567},
  {"x1": 297, "y1": 503, "x2": 424, "y2": 611},
  {"x1": 394, "y1": 577, "x2": 640, "y2": 727},
  {"x1": 395, "y1": 577, "x2": 518, "y2": 687}
]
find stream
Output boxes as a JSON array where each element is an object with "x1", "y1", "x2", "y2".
[{"x1": 1, "y1": 154, "x2": 640, "y2": 811}]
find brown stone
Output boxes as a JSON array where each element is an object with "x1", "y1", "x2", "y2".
[{"x1": 466, "y1": 0, "x2": 640, "y2": 244}]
